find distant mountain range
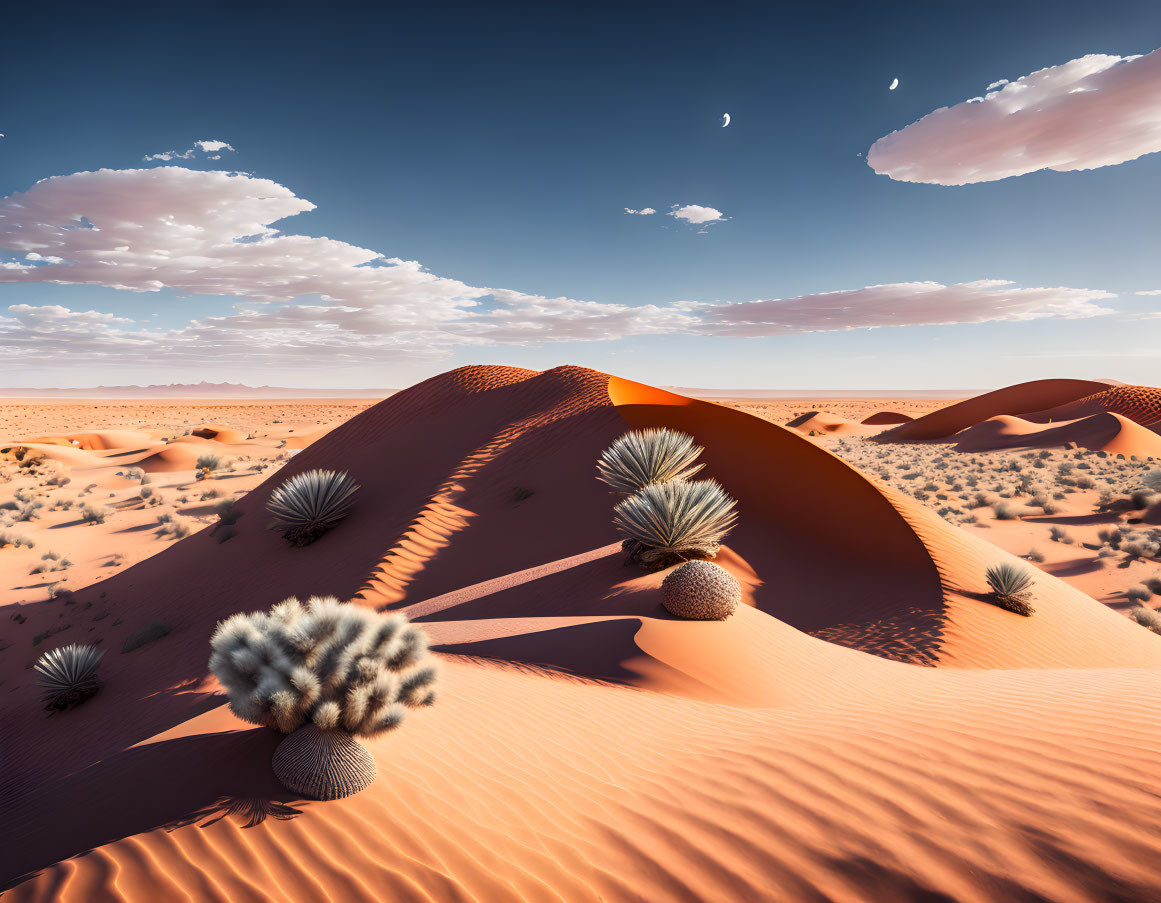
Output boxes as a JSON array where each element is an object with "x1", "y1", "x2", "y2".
[{"x1": 0, "y1": 381, "x2": 393, "y2": 399}]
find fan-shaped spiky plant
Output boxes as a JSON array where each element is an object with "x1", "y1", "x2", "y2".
[
  {"x1": 209, "y1": 596, "x2": 437, "y2": 737},
  {"x1": 984, "y1": 563, "x2": 1035, "y2": 616},
  {"x1": 613, "y1": 479, "x2": 738, "y2": 570},
  {"x1": 596, "y1": 428, "x2": 705, "y2": 495},
  {"x1": 34, "y1": 643, "x2": 105, "y2": 711},
  {"x1": 266, "y1": 469, "x2": 360, "y2": 546}
]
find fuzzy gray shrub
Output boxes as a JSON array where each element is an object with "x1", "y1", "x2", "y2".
[
  {"x1": 596, "y1": 428, "x2": 705, "y2": 495},
  {"x1": 984, "y1": 563, "x2": 1035, "y2": 616},
  {"x1": 196, "y1": 454, "x2": 222, "y2": 472},
  {"x1": 80, "y1": 504, "x2": 111, "y2": 525},
  {"x1": 1129, "y1": 606, "x2": 1161, "y2": 634},
  {"x1": 266, "y1": 469, "x2": 360, "y2": 546},
  {"x1": 34, "y1": 643, "x2": 105, "y2": 710},
  {"x1": 208, "y1": 596, "x2": 437, "y2": 736},
  {"x1": 613, "y1": 479, "x2": 738, "y2": 570},
  {"x1": 1126, "y1": 584, "x2": 1153, "y2": 603},
  {"x1": 0, "y1": 529, "x2": 34, "y2": 549}
]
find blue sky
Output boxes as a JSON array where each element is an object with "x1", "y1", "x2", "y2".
[{"x1": 0, "y1": 0, "x2": 1158, "y2": 389}]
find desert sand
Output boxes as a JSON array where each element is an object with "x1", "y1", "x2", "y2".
[{"x1": 4, "y1": 368, "x2": 1161, "y2": 902}]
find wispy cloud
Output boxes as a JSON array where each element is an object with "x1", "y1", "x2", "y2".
[
  {"x1": 869, "y1": 48, "x2": 1161, "y2": 184},
  {"x1": 1135, "y1": 289, "x2": 1161, "y2": 296},
  {"x1": 0, "y1": 167, "x2": 1118, "y2": 370},
  {"x1": 143, "y1": 139, "x2": 237, "y2": 162},
  {"x1": 623, "y1": 207, "x2": 656, "y2": 215}
]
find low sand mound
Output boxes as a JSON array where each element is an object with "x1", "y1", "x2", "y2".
[
  {"x1": 6, "y1": 364, "x2": 1161, "y2": 902},
  {"x1": 1029, "y1": 384, "x2": 1161, "y2": 432},
  {"x1": 861, "y1": 410, "x2": 912, "y2": 425},
  {"x1": 878, "y1": 378, "x2": 1112, "y2": 441},
  {"x1": 19, "y1": 429, "x2": 155, "y2": 451},
  {"x1": 952, "y1": 411, "x2": 1161, "y2": 457},
  {"x1": 190, "y1": 424, "x2": 250, "y2": 444},
  {"x1": 785, "y1": 411, "x2": 877, "y2": 436}
]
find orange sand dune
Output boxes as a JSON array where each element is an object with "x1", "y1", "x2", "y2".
[
  {"x1": 878, "y1": 378, "x2": 1112, "y2": 441},
  {"x1": 860, "y1": 410, "x2": 912, "y2": 425},
  {"x1": 190, "y1": 424, "x2": 251, "y2": 444},
  {"x1": 5, "y1": 365, "x2": 1161, "y2": 902},
  {"x1": 784, "y1": 410, "x2": 878, "y2": 436},
  {"x1": 29, "y1": 429, "x2": 156, "y2": 451},
  {"x1": 1029, "y1": 384, "x2": 1161, "y2": 431},
  {"x1": 951, "y1": 411, "x2": 1161, "y2": 457}
]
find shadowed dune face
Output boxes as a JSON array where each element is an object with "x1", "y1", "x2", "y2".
[
  {"x1": 608, "y1": 377, "x2": 945, "y2": 644},
  {"x1": 879, "y1": 378, "x2": 1112, "y2": 441}
]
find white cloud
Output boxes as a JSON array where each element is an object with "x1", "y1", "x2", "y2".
[
  {"x1": 1135, "y1": 289, "x2": 1161, "y2": 296},
  {"x1": 0, "y1": 167, "x2": 1120, "y2": 370},
  {"x1": 684, "y1": 280, "x2": 1115, "y2": 336},
  {"x1": 143, "y1": 139, "x2": 236, "y2": 163},
  {"x1": 669, "y1": 204, "x2": 725, "y2": 225},
  {"x1": 624, "y1": 207, "x2": 657, "y2": 215},
  {"x1": 868, "y1": 48, "x2": 1161, "y2": 184}
]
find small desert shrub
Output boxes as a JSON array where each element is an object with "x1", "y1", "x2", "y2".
[
  {"x1": 1026, "y1": 548, "x2": 1045, "y2": 563},
  {"x1": 1129, "y1": 606, "x2": 1161, "y2": 635},
  {"x1": 1049, "y1": 526, "x2": 1073, "y2": 544},
  {"x1": 596, "y1": 428, "x2": 705, "y2": 495},
  {"x1": 80, "y1": 504, "x2": 111, "y2": 525},
  {"x1": 613, "y1": 479, "x2": 738, "y2": 570},
  {"x1": 209, "y1": 596, "x2": 437, "y2": 735},
  {"x1": 0, "y1": 529, "x2": 34, "y2": 549},
  {"x1": 196, "y1": 454, "x2": 222, "y2": 472},
  {"x1": 266, "y1": 469, "x2": 360, "y2": 546},
  {"x1": 1126, "y1": 584, "x2": 1153, "y2": 603},
  {"x1": 214, "y1": 498, "x2": 240, "y2": 525},
  {"x1": 984, "y1": 563, "x2": 1035, "y2": 616},
  {"x1": 155, "y1": 512, "x2": 191, "y2": 539},
  {"x1": 991, "y1": 501, "x2": 1017, "y2": 520},
  {"x1": 34, "y1": 643, "x2": 105, "y2": 711},
  {"x1": 122, "y1": 619, "x2": 173, "y2": 653}
]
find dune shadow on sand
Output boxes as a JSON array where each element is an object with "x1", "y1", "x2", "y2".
[{"x1": 0, "y1": 725, "x2": 297, "y2": 891}]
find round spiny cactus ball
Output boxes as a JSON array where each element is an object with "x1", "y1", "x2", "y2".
[
  {"x1": 272, "y1": 725, "x2": 377, "y2": 800},
  {"x1": 660, "y1": 560, "x2": 741, "y2": 620}
]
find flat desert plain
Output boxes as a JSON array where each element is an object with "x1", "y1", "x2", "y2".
[{"x1": 4, "y1": 368, "x2": 1161, "y2": 903}]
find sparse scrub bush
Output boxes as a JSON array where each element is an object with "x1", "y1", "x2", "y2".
[
  {"x1": 79, "y1": 502, "x2": 112, "y2": 525},
  {"x1": 1129, "y1": 606, "x2": 1161, "y2": 634},
  {"x1": 1049, "y1": 526, "x2": 1073, "y2": 544},
  {"x1": 1126, "y1": 584, "x2": 1153, "y2": 603}
]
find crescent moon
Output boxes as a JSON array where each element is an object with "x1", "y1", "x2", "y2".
[
  {"x1": 722, "y1": 113, "x2": 731, "y2": 128},
  {"x1": 889, "y1": 77, "x2": 899, "y2": 90}
]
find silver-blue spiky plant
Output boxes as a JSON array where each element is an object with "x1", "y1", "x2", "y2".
[
  {"x1": 34, "y1": 643, "x2": 105, "y2": 711},
  {"x1": 984, "y1": 563, "x2": 1035, "y2": 616},
  {"x1": 596, "y1": 428, "x2": 705, "y2": 495},
  {"x1": 208, "y1": 596, "x2": 437, "y2": 737},
  {"x1": 613, "y1": 478, "x2": 738, "y2": 570},
  {"x1": 266, "y1": 469, "x2": 360, "y2": 546}
]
